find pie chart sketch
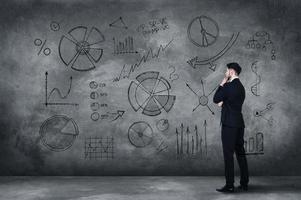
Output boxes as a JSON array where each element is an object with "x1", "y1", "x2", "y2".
[
  {"x1": 128, "y1": 121, "x2": 153, "y2": 148},
  {"x1": 39, "y1": 115, "x2": 79, "y2": 151},
  {"x1": 128, "y1": 71, "x2": 176, "y2": 116},
  {"x1": 58, "y1": 26, "x2": 105, "y2": 72},
  {"x1": 156, "y1": 119, "x2": 169, "y2": 132},
  {"x1": 187, "y1": 15, "x2": 219, "y2": 47}
]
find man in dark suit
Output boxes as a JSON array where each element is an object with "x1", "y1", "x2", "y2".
[{"x1": 213, "y1": 62, "x2": 249, "y2": 193}]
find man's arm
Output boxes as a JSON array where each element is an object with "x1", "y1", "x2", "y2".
[
  {"x1": 213, "y1": 77, "x2": 228, "y2": 104},
  {"x1": 213, "y1": 85, "x2": 226, "y2": 104}
]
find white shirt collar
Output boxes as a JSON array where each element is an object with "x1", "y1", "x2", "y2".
[{"x1": 229, "y1": 75, "x2": 239, "y2": 82}]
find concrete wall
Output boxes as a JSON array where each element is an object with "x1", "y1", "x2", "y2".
[{"x1": 0, "y1": 0, "x2": 300, "y2": 175}]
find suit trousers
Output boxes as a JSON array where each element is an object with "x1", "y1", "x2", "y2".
[{"x1": 221, "y1": 124, "x2": 249, "y2": 186}]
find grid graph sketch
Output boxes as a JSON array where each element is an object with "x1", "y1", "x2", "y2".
[{"x1": 84, "y1": 136, "x2": 114, "y2": 160}]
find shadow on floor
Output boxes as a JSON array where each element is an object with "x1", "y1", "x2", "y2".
[{"x1": 236, "y1": 184, "x2": 301, "y2": 194}]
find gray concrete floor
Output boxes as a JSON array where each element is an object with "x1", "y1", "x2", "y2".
[{"x1": 0, "y1": 176, "x2": 300, "y2": 200}]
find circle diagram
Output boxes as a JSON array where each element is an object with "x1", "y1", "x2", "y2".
[
  {"x1": 39, "y1": 115, "x2": 79, "y2": 151},
  {"x1": 89, "y1": 81, "x2": 98, "y2": 89},
  {"x1": 128, "y1": 71, "x2": 176, "y2": 116},
  {"x1": 188, "y1": 15, "x2": 219, "y2": 47},
  {"x1": 90, "y1": 91, "x2": 99, "y2": 99},
  {"x1": 50, "y1": 21, "x2": 60, "y2": 31},
  {"x1": 199, "y1": 95, "x2": 208, "y2": 106},
  {"x1": 91, "y1": 112, "x2": 100, "y2": 121},
  {"x1": 156, "y1": 119, "x2": 169, "y2": 132},
  {"x1": 58, "y1": 26, "x2": 105, "y2": 72},
  {"x1": 128, "y1": 121, "x2": 153, "y2": 148}
]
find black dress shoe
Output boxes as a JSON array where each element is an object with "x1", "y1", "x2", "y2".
[
  {"x1": 216, "y1": 185, "x2": 235, "y2": 193},
  {"x1": 237, "y1": 185, "x2": 248, "y2": 191}
]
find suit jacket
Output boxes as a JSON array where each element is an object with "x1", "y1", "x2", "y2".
[{"x1": 213, "y1": 78, "x2": 245, "y2": 128}]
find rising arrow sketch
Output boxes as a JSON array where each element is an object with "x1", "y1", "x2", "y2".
[{"x1": 204, "y1": 120, "x2": 207, "y2": 156}]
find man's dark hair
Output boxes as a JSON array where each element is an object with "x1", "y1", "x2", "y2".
[{"x1": 227, "y1": 62, "x2": 242, "y2": 75}]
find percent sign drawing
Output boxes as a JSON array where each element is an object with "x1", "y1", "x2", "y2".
[
  {"x1": 34, "y1": 38, "x2": 51, "y2": 56},
  {"x1": 186, "y1": 80, "x2": 218, "y2": 114}
]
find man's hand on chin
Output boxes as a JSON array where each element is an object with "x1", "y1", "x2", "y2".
[{"x1": 218, "y1": 101, "x2": 223, "y2": 107}]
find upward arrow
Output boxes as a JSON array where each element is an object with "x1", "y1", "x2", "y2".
[
  {"x1": 204, "y1": 120, "x2": 207, "y2": 156},
  {"x1": 186, "y1": 126, "x2": 190, "y2": 155},
  {"x1": 180, "y1": 123, "x2": 184, "y2": 155},
  {"x1": 45, "y1": 71, "x2": 48, "y2": 106},
  {"x1": 176, "y1": 128, "x2": 179, "y2": 156},
  {"x1": 195, "y1": 125, "x2": 199, "y2": 152}
]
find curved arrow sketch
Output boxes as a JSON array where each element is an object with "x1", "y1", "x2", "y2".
[{"x1": 187, "y1": 32, "x2": 240, "y2": 71}]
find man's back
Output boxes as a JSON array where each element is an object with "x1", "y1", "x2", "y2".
[{"x1": 214, "y1": 78, "x2": 245, "y2": 128}]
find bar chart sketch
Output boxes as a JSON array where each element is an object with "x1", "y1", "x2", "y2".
[
  {"x1": 113, "y1": 36, "x2": 138, "y2": 55},
  {"x1": 244, "y1": 132, "x2": 264, "y2": 155}
]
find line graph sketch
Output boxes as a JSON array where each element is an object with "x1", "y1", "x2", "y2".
[
  {"x1": 58, "y1": 26, "x2": 105, "y2": 72},
  {"x1": 112, "y1": 39, "x2": 173, "y2": 82},
  {"x1": 84, "y1": 136, "x2": 114, "y2": 160},
  {"x1": 44, "y1": 71, "x2": 78, "y2": 106}
]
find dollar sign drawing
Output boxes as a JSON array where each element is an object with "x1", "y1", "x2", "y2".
[
  {"x1": 168, "y1": 65, "x2": 179, "y2": 82},
  {"x1": 250, "y1": 61, "x2": 261, "y2": 96}
]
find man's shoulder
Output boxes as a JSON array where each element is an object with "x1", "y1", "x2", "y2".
[{"x1": 232, "y1": 78, "x2": 244, "y2": 86}]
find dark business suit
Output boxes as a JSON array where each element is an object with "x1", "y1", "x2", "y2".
[{"x1": 213, "y1": 78, "x2": 249, "y2": 187}]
